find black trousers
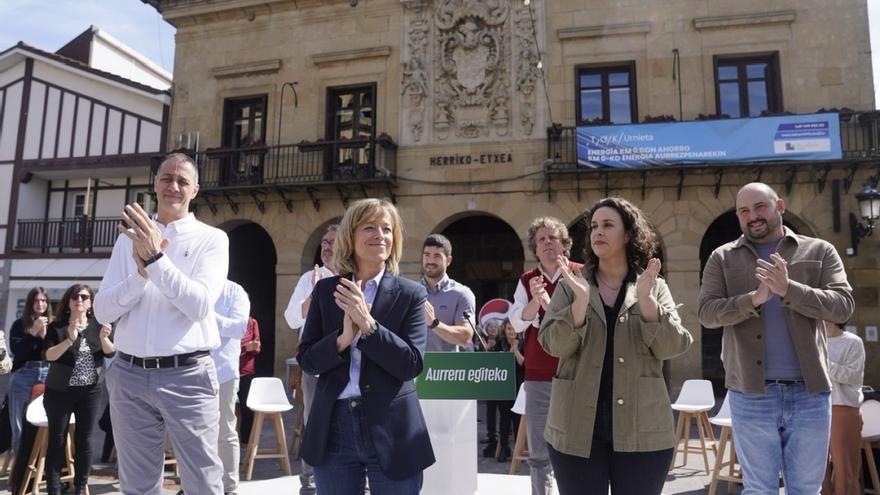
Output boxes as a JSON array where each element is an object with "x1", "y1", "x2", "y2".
[
  {"x1": 548, "y1": 441, "x2": 672, "y2": 495},
  {"x1": 238, "y1": 373, "x2": 256, "y2": 442},
  {"x1": 43, "y1": 384, "x2": 101, "y2": 491},
  {"x1": 497, "y1": 400, "x2": 518, "y2": 444}
]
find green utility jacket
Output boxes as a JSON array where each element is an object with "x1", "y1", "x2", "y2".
[{"x1": 539, "y1": 269, "x2": 693, "y2": 458}]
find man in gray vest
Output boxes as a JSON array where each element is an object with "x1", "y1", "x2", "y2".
[{"x1": 420, "y1": 234, "x2": 475, "y2": 352}]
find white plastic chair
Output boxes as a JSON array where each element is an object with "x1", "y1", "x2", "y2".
[
  {"x1": 243, "y1": 377, "x2": 293, "y2": 480},
  {"x1": 708, "y1": 394, "x2": 742, "y2": 495},
  {"x1": 508, "y1": 384, "x2": 528, "y2": 474},
  {"x1": 19, "y1": 395, "x2": 78, "y2": 495},
  {"x1": 669, "y1": 379, "x2": 716, "y2": 474},
  {"x1": 861, "y1": 400, "x2": 880, "y2": 494}
]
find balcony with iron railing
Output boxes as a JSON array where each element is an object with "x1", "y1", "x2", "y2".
[
  {"x1": 159, "y1": 135, "x2": 398, "y2": 194},
  {"x1": 546, "y1": 111, "x2": 880, "y2": 171},
  {"x1": 14, "y1": 217, "x2": 119, "y2": 254}
]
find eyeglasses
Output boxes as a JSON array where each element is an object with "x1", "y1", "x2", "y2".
[
  {"x1": 321, "y1": 240, "x2": 334, "y2": 247},
  {"x1": 74, "y1": 294, "x2": 91, "y2": 301}
]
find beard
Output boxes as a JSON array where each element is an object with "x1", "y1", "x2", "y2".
[
  {"x1": 423, "y1": 265, "x2": 444, "y2": 279},
  {"x1": 744, "y1": 212, "x2": 782, "y2": 242}
]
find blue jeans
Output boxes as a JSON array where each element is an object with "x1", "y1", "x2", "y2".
[
  {"x1": 8, "y1": 363, "x2": 48, "y2": 455},
  {"x1": 314, "y1": 399, "x2": 423, "y2": 495},
  {"x1": 729, "y1": 383, "x2": 831, "y2": 495}
]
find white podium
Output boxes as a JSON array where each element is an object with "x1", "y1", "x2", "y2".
[{"x1": 419, "y1": 399, "x2": 478, "y2": 495}]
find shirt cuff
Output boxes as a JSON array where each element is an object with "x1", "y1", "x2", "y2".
[{"x1": 735, "y1": 293, "x2": 761, "y2": 319}]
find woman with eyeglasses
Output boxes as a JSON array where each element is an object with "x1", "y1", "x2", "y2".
[
  {"x1": 42, "y1": 284, "x2": 114, "y2": 495},
  {"x1": 7, "y1": 287, "x2": 52, "y2": 455}
]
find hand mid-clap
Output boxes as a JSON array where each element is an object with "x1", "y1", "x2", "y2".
[
  {"x1": 529, "y1": 274, "x2": 551, "y2": 310},
  {"x1": 334, "y1": 279, "x2": 376, "y2": 352},
  {"x1": 751, "y1": 253, "x2": 788, "y2": 308},
  {"x1": 117, "y1": 203, "x2": 169, "y2": 278},
  {"x1": 636, "y1": 258, "x2": 662, "y2": 322},
  {"x1": 556, "y1": 255, "x2": 590, "y2": 328}
]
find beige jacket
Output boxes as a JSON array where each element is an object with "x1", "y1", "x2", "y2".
[
  {"x1": 698, "y1": 228, "x2": 854, "y2": 394},
  {"x1": 539, "y1": 269, "x2": 693, "y2": 458}
]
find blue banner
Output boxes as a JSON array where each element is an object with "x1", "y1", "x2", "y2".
[{"x1": 576, "y1": 113, "x2": 842, "y2": 168}]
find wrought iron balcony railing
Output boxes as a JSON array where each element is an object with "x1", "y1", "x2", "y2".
[
  {"x1": 15, "y1": 217, "x2": 119, "y2": 253},
  {"x1": 173, "y1": 135, "x2": 397, "y2": 192}
]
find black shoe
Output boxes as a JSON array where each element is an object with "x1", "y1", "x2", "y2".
[
  {"x1": 498, "y1": 444, "x2": 511, "y2": 463},
  {"x1": 482, "y1": 440, "x2": 497, "y2": 458}
]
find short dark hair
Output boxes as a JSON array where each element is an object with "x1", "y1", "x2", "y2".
[{"x1": 423, "y1": 234, "x2": 452, "y2": 257}]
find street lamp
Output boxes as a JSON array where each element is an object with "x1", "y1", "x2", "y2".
[{"x1": 849, "y1": 183, "x2": 880, "y2": 256}]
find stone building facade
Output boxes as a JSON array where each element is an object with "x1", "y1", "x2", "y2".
[{"x1": 146, "y1": 0, "x2": 878, "y2": 388}]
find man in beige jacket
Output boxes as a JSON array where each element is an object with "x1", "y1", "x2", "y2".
[{"x1": 699, "y1": 183, "x2": 854, "y2": 494}]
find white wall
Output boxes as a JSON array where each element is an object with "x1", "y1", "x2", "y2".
[
  {"x1": 95, "y1": 189, "x2": 125, "y2": 217},
  {"x1": 0, "y1": 82, "x2": 22, "y2": 162},
  {"x1": 90, "y1": 39, "x2": 172, "y2": 91},
  {"x1": 15, "y1": 178, "x2": 48, "y2": 220},
  {"x1": 0, "y1": 164, "x2": 13, "y2": 221}
]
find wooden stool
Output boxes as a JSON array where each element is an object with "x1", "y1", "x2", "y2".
[
  {"x1": 243, "y1": 377, "x2": 293, "y2": 480},
  {"x1": 19, "y1": 396, "x2": 78, "y2": 495},
  {"x1": 670, "y1": 409, "x2": 716, "y2": 473},
  {"x1": 508, "y1": 414, "x2": 530, "y2": 474},
  {"x1": 863, "y1": 437, "x2": 879, "y2": 494},
  {"x1": 708, "y1": 425, "x2": 742, "y2": 495},
  {"x1": 861, "y1": 400, "x2": 880, "y2": 494}
]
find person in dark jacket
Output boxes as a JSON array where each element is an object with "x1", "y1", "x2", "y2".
[
  {"x1": 7, "y1": 287, "x2": 52, "y2": 455},
  {"x1": 42, "y1": 284, "x2": 114, "y2": 495},
  {"x1": 297, "y1": 198, "x2": 435, "y2": 494}
]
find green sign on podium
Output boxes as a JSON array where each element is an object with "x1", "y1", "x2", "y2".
[{"x1": 416, "y1": 352, "x2": 516, "y2": 400}]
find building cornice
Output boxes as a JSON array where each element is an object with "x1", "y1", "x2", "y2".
[
  {"x1": 310, "y1": 46, "x2": 392, "y2": 66},
  {"x1": 693, "y1": 10, "x2": 796, "y2": 31},
  {"x1": 212, "y1": 59, "x2": 282, "y2": 78},
  {"x1": 557, "y1": 22, "x2": 652, "y2": 40}
]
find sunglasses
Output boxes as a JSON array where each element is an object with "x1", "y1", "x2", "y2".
[{"x1": 73, "y1": 294, "x2": 91, "y2": 301}]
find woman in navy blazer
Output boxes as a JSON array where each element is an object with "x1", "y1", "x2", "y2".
[{"x1": 297, "y1": 198, "x2": 435, "y2": 494}]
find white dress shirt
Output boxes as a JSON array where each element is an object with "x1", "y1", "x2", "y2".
[
  {"x1": 509, "y1": 265, "x2": 562, "y2": 333},
  {"x1": 284, "y1": 265, "x2": 335, "y2": 335},
  {"x1": 211, "y1": 280, "x2": 250, "y2": 384},
  {"x1": 94, "y1": 213, "x2": 229, "y2": 357}
]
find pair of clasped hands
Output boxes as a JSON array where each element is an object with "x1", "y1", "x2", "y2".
[
  {"x1": 334, "y1": 278, "x2": 377, "y2": 352},
  {"x1": 534, "y1": 255, "x2": 664, "y2": 328},
  {"x1": 117, "y1": 203, "x2": 168, "y2": 279},
  {"x1": 750, "y1": 252, "x2": 791, "y2": 307}
]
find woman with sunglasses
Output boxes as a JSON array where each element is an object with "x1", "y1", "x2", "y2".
[
  {"x1": 7, "y1": 287, "x2": 52, "y2": 455},
  {"x1": 42, "y1": 284, "x2": 114, "y2": 495}
]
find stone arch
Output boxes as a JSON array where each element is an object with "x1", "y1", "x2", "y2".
[
  {"x1": 219, "y1": 220, "x2": 277, "y2": 376},
  {"x1": 300, "y1": 217, "x2": 343, "y2": 273},
  {"x1": 428, "y1": 212, "x2": 525, "y2": 307}
]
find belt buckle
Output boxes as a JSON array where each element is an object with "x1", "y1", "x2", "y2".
[{"x1": 142, "y1": 357, "x2": 160, "y2": 369}]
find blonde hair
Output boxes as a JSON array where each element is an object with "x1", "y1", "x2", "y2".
[{"x1": 333, "y1": 199, "x2": 403, "y2": 276}]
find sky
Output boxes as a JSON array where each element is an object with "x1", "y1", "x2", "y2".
[
  {"x1": 1, "y1": 0, "x2": 879, "y2": 107},
  {"x1": 0, "y1": 0, "x2": 176, "y2": 73}
]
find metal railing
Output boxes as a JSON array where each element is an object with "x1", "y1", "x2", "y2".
[
  {"x1": 546, "y1": 111, "x2": 880, "y2": 169},
  {"x1": 15, "y1": 217, "x2": 118, "y2": 253},
  {"x1": 179, "y1": 136, "x2": 398, "y2": 191}
]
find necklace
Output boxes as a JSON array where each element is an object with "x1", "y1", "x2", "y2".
[{"x1": 596, "y1": 274, "x2": 623, "y2": 291}]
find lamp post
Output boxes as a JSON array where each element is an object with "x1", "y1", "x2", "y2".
[{"x1": 849, "y1": 183, "x2": 880, "y2": 256}]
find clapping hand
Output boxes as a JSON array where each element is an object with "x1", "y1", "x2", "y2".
[
  {"x1": 31, "y1": 316, "x2": 48, "y2": 338},
  {"x1": 335, "y1": 279, "x2": 373, "y2": 332},
  {"x1": 66, "y1": 321, "x2": 80, "y2": 343},
  {"x1": 756, "y1": 253, "x2": 789, "y2": 297},
  {"x1": 118, "y1": 203, "x2": 169, "y2": 277},
  {"x1": 528, "y1": 275, "x2": 550, "y2": 310},
  {"x1": 557, "y1": 255, "x2": 589, "y2": 301},
  {"x1": 636, "y1": 258, "x2": 662, "y2": 322},
  {"x1": 310, "y1": 265, "x2": 324, "y2": 288}
]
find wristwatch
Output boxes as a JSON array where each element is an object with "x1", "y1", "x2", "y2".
[
  {"x1": 143, "y1": 251, "x2": 164, "y2": 267},
  {"x1": 428, "y1": 318, "x2": 440, "y2": 329}
]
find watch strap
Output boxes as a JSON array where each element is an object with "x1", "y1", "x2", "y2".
[{"x1": 143, "y1": 251, "x2": 164, "y2": 267}]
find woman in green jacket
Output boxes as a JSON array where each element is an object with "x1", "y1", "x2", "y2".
[{"x1": 539, "y1": 197, "x2": 692, "y2": 495}]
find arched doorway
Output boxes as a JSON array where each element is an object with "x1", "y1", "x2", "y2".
[
  {"x1": 226, "y1": 222, "x2": 277, "y2": 376},
  {"x1": 699, "y1": 210, "x2": 805, "y2": 393},
  {"x1": 438, "y1": 215, "x2": 524, "y2": 309}
]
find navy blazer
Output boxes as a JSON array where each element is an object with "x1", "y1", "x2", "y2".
[{"x1": 297, "y1": 273, "x2": 435, "y2": 480}]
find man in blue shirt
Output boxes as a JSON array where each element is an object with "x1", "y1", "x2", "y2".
[{"x1": 419, "y1": 234, "x2": 475, "y2": 352}]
